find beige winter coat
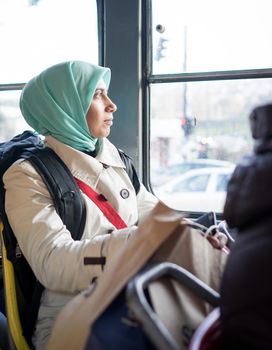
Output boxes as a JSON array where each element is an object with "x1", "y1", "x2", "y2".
[{"x1": 3, "y1": 135, "x2": 158, "y2": 349}]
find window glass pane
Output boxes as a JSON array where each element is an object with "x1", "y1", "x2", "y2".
[
  {"x1": 150, "y1": 78, "x2": 272, "y2": 212},
  {"x1": 172, "y1": 174, "x2": 210, "y2": 192},
  {"x1": 152, "y1": 0, "x2": 272, "y2": 74},
  {"x1": 216, "y1": 174, "x2": 229, "y2": 192},
  {"x1": 0, "y1": 91, "x2": 30, "y2": 141},
  {"x1": 0, "y1": 0, "x2": 98, "y2": 83}
]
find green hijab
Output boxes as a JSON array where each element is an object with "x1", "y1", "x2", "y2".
[{"x1": 19, "y1": 61, "x2": 111, "y2": 152}]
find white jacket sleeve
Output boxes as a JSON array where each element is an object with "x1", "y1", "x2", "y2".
[
  {"x1": 3, "y1": 160, "x2": 134, "y2": 294},
  {"x1": 136, "y1": 183, "x2": 159, "y2": 224}
]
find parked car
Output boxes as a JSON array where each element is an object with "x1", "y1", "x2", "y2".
[
  {"x1": 154, "y1": 166, "x2": 235, "y2": 213},
  {"x1": 151, "y1": 159, "x2": 234, "y2": 187}
]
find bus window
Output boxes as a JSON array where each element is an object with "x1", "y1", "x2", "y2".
[
  {"x1": 0, "y1": 0, "x2": 98, "y2": 140},
  {"x1": 0, "y1": 90, "x2": 29, "y2": 140},
  {"x1": 148, "y1": 0, "x2": 272, "y2": 214},
  {"x1": 152, "y1": 0, "x2": 272, "y2": 74}
]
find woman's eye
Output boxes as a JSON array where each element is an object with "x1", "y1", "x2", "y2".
[
  {"x1": 94, "y1": 89, "x2": 107, "y2": 98},
  {"x1": 94, "y1": 91, "x2": 102, "y2": 98}
]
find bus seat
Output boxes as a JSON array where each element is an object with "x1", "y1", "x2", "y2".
[
  {"x1": 188, "y1": 307, "x2": 222, "y2": 350},
  {"x1": 0, "y1": 220, "x2": 30, "y2": 350},
  {"x1": 126, "y1": 262, "x2": 220, "y2": 350}
]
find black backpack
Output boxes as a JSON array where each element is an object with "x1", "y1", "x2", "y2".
[{"x1": 0, "y1": 130, "x2": 140, "y2": 345}]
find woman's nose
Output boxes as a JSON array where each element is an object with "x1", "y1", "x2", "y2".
[{"x1": 106, "y1": 97, "x2": 117, "y2": 113}]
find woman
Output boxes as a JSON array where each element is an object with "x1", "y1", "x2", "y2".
[{"x1": 3, "y1": 61, "x2": 158, "y2": 349}]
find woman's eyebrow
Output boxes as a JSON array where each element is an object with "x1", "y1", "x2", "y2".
[{"x1": 95, "y1": 88, "x2": 108, "y2": 93}]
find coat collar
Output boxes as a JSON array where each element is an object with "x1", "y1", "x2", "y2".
[{"x1": 45, "y1": 136, "x2": 125, "y2": 187}]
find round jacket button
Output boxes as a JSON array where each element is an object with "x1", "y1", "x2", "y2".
[{"x1": 120, "y1": 189, "x2": 129, "y2": 199}]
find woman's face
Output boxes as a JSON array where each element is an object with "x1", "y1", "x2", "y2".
[{"x1": 86, "y1": 80, "x2": 117, "y2": 138}]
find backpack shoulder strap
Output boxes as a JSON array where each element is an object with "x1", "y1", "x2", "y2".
[
  {"x1": 0, "y1": 132, "x2": 87, "y2": 344},
  {"x1": 26, "y1": 147, "x2": 86, "y2": 241},
  {"x1": 118, "y1": 149, "x2": 140, "y2": 195},
  {"x1": 10, "y1": 147, "x2": 87, "y2": 343},
  {"x1": 0, "y1": 131, "x2": 86, "y2": 253}
]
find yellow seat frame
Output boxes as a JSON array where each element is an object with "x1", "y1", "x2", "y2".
[{"x1": 0, "y1": 221, "x2": 30, "y2": 350}]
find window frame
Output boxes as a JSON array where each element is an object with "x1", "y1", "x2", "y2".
[{"x1": 141, "y1": 0, "x2": 272, "y2": 215}]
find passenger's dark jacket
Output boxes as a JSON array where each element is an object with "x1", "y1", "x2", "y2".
[{"x1": 220, "y1": 104, "x2": 272, "y2": 350}]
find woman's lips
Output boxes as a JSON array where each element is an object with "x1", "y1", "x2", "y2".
[{"x1": 104, "y1": 119, "x2": 113, "y2": 126}]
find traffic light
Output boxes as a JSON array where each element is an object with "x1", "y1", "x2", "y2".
[
  {"x1": 155, "y1": 37, "x2": 168, "y2": 61},
  {"x1": 181, "y1": 116, "x2": 194, "y2": 137}
]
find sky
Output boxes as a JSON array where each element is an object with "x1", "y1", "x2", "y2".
[
  {"x1": 152, "y1": 0, "x2": 272, "y2": 74},
  {"x1": 0, "y1": 0, "x2": 98, "y2": 83},
  {"x1": 1, "y1": 0, "x2": 272, "y2": 83}
]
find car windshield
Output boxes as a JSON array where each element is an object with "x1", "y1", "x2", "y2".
[{"x1": 167, "y1": 163, "x2": 195, "y2": 175}]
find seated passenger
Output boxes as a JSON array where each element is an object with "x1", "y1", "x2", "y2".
[
  {"x1": 3, "y1": 61, "x2": 158, "y2": 350},
  {"x1": 220, "y1": 104, "x2": 272, "y2": 349}
]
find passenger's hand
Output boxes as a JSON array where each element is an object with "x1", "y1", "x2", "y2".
[{"x1": 207, "y1": 231, "x2": 228, "y2": 249}]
